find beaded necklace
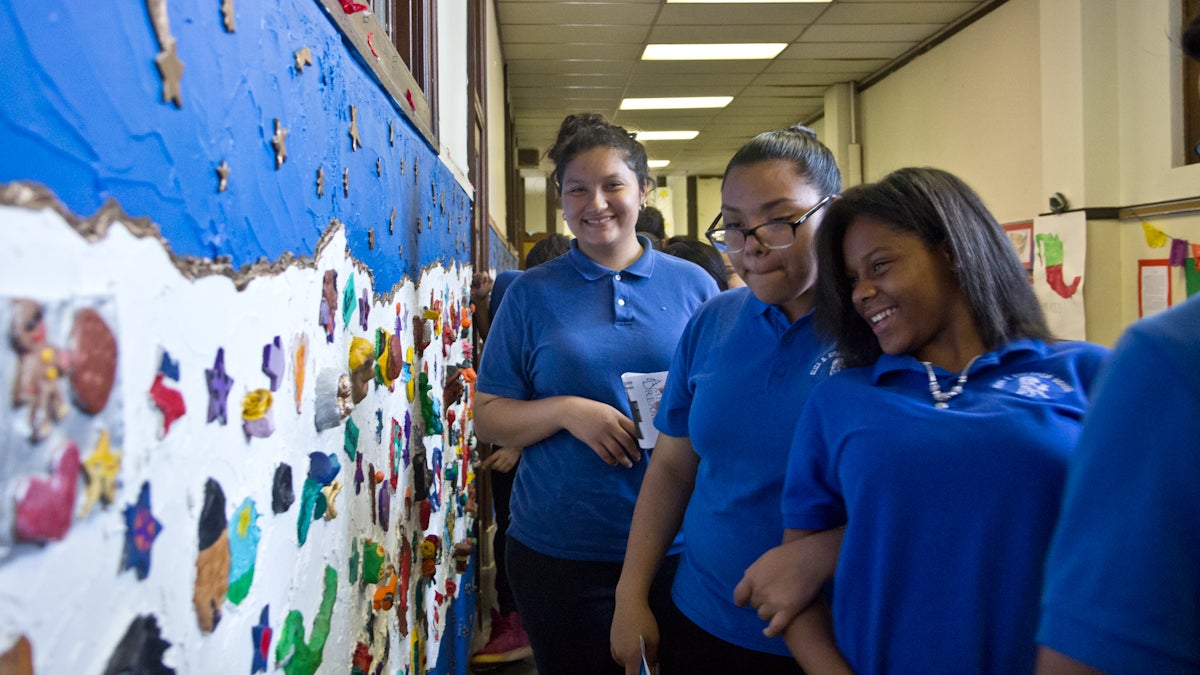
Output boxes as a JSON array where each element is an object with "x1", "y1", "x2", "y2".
[{"x1": 920, "y1": 355, "x2": 982, "y2": 409}]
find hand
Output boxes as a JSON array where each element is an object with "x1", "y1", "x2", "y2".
[
  {"x1": 470, "y1": 271, "x2": 494, "y2": 305},
  {"x1": 734, "y1": 533, "x2": 839, "y2": 638},
  {"x1": 481, "y1": 446, "x2": 522, "y2": 473},
  {"x1": 611, "y1": 596, "x2": 658, "y2": 675},
  {"x1": 563, "y1": 398, "x2": 641, "y2": 468}
]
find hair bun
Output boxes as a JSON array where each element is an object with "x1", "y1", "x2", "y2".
[
  {"x1": 549, "y1": 113, "x2": 610, "y2": 163},
  {"x1": 786, "y1": 124, "x2": 818, "y2": 139}
]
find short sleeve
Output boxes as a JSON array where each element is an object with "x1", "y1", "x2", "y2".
[
  {"x1": 781, "y1": 389, "x2": 847, "y2": 531},
  {"x1": 476, "y1": 283, "x2": 534, "y2": 400}
]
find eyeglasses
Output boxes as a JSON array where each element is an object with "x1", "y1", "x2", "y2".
[{"x1": 705, "y1": 194, "x2": 837, "y2": 253}]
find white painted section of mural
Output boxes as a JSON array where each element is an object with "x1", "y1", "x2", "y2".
[{"x1": 0, "y1": 200, "x2": 475, "y2": 674}]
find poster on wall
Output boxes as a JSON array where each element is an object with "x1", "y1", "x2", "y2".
[
  {"x1": 1003, "y1": 221, "x2": 1034, "y2": 272},
  {"x1": 1033, "y1": 212, "x2": 1087, "y2": 340},
  {"x1": 1138, "y1": 259, "x2": 1172, "y2": 317}
]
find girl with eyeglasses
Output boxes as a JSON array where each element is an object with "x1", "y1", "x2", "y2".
[
  {"x1": 611, "y1": 126, "x2": 843, "y2": 674},
  {"x1": 736, "y1": 167, "x2": 1110, "y2": 673},
  {"x1": 474, "y1": 113, "x2": 718, "y2": 675}
]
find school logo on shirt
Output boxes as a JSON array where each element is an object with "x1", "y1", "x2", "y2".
[
  {"x1": 809, "y1": 350, "x2": 844, "y2": 376},
  {"x1": 989, "y1": 372, "x2": 1075, "y2": 399}
]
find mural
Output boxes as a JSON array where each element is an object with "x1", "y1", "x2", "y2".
[{"x1": 0, "y1": 0, "x2": 484, "y2": 673}]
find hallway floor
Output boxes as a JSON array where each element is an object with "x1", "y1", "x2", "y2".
[{"x1": 469, "y1": 655, "x2": 537, "y2": 675}]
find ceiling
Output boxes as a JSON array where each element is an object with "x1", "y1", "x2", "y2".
[{"x1": 495, "y1": 0, "x2": 1001, "y2": 176}]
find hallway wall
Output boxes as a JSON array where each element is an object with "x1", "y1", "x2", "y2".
[{"x1": 0, "y1": 1, "x2": 480, "y2": 673}]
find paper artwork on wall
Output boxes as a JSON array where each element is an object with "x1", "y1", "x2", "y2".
[
  {"x1": 1033, "y1": 212, "x2": 1087, "y2": 340},
  {"x1": 194, "y1": 478, "x2": 230, "y2": 633},
  {"x1": 120, "y1": 481, "x2": 162, "y2": 580},
  {"x1": 100, "y1": 615, "x2": 174, "y2": 675}
]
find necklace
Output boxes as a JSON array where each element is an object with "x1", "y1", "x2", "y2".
[{"x1": 921, "y1": 355, "x2": 981, "y2": 409}]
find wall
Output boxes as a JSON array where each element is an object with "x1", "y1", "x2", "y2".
[{"x1": 0, "y1": 1, "x2": 479, "y2": 673}]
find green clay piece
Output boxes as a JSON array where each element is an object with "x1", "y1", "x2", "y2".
[
  {"x1": 275, "y1": 565, "x2": 337, "y2": 675},
  {"x1": 342, "y1": 274, "x2": 356, "y2": 328},
  {"x1": 349, "y1": 538, "x2": 359, "y2": 584},
  {"x1": 344, "y1": 419, "x2": 359, "y2": 460},
  {"x1": 296, "y1": 479, "x2": 321, "y2": 545},
  {"x1": 418, "y1": 372, "x2": 442, "y2": 434},
  {"x1": 362, "y1": 539, "x2": 385, "y2": 584}
]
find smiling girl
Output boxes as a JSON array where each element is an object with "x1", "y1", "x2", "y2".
[
  {"x1": 473, "y1": 113, "x2": 718, "y2": 675},
  {"x1": 738, "y1": 167, "x2": 1110, "y2": 673}
]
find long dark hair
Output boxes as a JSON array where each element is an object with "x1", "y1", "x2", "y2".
[
  {"x1": 723, "y1": 125, "x2": 841, "y2": 198},
  {"x1": 546, "y1": 113, "x2": 650, "y2": 195},
  {"x1": 815, "y1": 167, "x2": 1052, "y2": 367}
]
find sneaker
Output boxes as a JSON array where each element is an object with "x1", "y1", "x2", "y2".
[{"x1": 471, "y1": 611, "x2": 533, "y2": 664}]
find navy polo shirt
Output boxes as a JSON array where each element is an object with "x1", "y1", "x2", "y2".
[
  {"x1": 783, "y1": 338, "x2": 1109, "y2": 674},
  {"x1": 477, "y1": 236, "x2": 718, "y2": 561}
]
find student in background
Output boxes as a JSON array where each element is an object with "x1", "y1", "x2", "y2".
[
  {"x1": 1033, "y1": 15, "x2": 1200, "y2": 674},
  {"x1": 662, "y1": 236, "x2": 730, "y2": 291},
  {"x1": 474, "y1": 112, "x2": 718, "y2": 675},
  {"x1": 636, "y1": 204, "x2": 666, "y2": 250},
  {"x1": 737, "y1": 167, "x2": 1109, "y2": 673},
  {"x1": 471, "y1": 232, "x2": 572, "y2": 666},
  {"x1": 611, "y1": 126, "x2": 842, "y2": 674}
]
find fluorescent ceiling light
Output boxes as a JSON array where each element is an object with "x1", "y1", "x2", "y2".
[
  {"x1": 648, "y1": 160, "x2": 671, "y2": 168},
  {"x1": 635, "y1": 131, "x2": 699, "y2": 141},
  {"x1": 668, "y1": 0, "x2": 830, "y2": 3},
  {"x1": 643, "y1": 43, "x2": 786, "y2": 60},
  {"x1": 621, "y1": 96, "x2": 733, "y2": 110}
]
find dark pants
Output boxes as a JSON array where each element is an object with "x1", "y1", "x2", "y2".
[
  {"x1": 506, "y1": 538, "x2": 679, "y2": 675},
  {"x1": 490, "y1": 457, "x2": 517, "y2": 614},
  {"x1": 657, "y1": 596, "x2": 805, "y2": 675}
]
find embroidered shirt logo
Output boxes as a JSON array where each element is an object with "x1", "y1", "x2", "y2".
[
  {"x1": 990, "y1": 372, "x2": 1075, "y2": 399},
  {"x1": 810, "y1": 350, "x2": 844, "y2": 376}
]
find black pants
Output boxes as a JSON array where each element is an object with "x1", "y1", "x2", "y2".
[
  {"x1": 506, "y1": 538, "x2": 679, "y2": 675},
  {"x1": 490, "y1": 457, "x2": 518, "y2": 614},
  {"x1": 657, "y1": 596, "x2": 805, "y2": 674}
]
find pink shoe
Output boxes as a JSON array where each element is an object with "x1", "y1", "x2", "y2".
[{"x1": 471, "y1": 611, "x2": 533, "y2": 664}]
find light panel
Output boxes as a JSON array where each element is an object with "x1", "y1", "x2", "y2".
[
  {"x1": 648, "y1": 160, "x2": 671, "y2": 168},
  {"x1": 642, "y1": 43, "x2": 787, "y2": 61},
  {"x1": 620, "y1": 96, "x2": 733, "y2": 110},
  {"x1": 635, "y1": 131, "x2": 700, "y2": 141}
]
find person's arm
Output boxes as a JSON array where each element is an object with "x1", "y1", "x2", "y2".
[
  {"x1": 733, "y1": 527, "x2": 843, "y2": 637},
  {"x1": 469, "y1": 271, "x2": 494, "y2": 341},
  {"x1": 480, "y1": 445, "x2": 522, "y2": 473},
  {"x1": 1035, "y1": 647, "x2": 1106, "y2": 675},
  {"x1": 610, "y1": 434, "x2": 699, "y2": 674},
  {"x1": 783, "y1": 600, "x2": 852, "y2": 674},
  {"x1": 473, "y1": 391, "x2": 641, "y2": 468}
]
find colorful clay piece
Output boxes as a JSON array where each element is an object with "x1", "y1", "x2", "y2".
[
  {"x1": 344, "y1": 418, "x2": 359, "y2": 460},
  {"x1": 294, "y1": 47, "x2": 312, "y2": 73},
  {"x1": 292, "y1": 333, "x2": 308, "y2": 414},
  {"x1": 242, "y1": 389, "x2": 275, "y2": 439},
  {"x1": 348, "y1": 105, "x2": 361, "y2": 151},
  {"x1": 120, "y1": 481, "x2": 161, "y2": 580},
  {"x1": 251, "y1": 605, "x2": 272, "y2": 674},
  {"x1": 275, "y1": 566, "x2": 337, "y2": 675},
  {"x1": 149, "y1": 352, "x2": 185, "y2": 438},
  {"x1": 339, "y1": 0, "x2": 369, "y2": 14},
  {"x1": 358, "y1": 289, "x2": 370, "y2": 331},
  {"x1": 14, "y1": 441, "x2": 80, "y2": 542},
  {"x1": 195, "y1": 478, "x2": 230, "y2": 633},
  {"x1": 354, "y1": 454, "x2": 364, "y2": 495},
  {"x1": 263, "y1": 336, "x2": 284, "y2": 391},
  {"x1": 205, "y1": 348, "x2": 234, "y2": 425},
  {"x1": 320, "y1": 481, "x2": 342, "y2": 521},
  {"x1": 313, "y1": 369, "x2": 350, "y2": 431},
  {"x1": 316, "y1": 166, "x2": 325, "y2": 197},
  {"x1": 272, "y1": 463, "x2": 294, "y2": 514},
  {"x1": 343, "y1": 168, "x2": 350, "y2": 198},
  {"x1": 374, "y1": 409, "x2": 383, "y2": 443},
  {"x1": 348, "y1": 337, "x2": 375, "y2": 404},
  {"x1": 418, "y1": 372, "x2": 442, "y2": 434},
  {"x1": 361, "y1": 540, "x2": 385, "y2": 584},
  {"x1": 319, "y1": 270, "x2": 337, "y2": 343},
  {"x1": 0, "y1": 635, "x2": 33, "y2": 675},
  {"x1": 271, "y1": 119, "x2": 288, "y2": 169},
  {"x1": 9, "y1": 299, "x2": 68, "y2": 441},
  {"x1": 349, "y1": 538, "x2": 360, "y2": 584},
  {"x1": 454, "y1": 540, "x2": 473, "y2": 574},
  {"x1": 216, "y1": 161, "x2": 230, "y2": 191},
  {"x1": 352, "y1": 641, "x2": 373, "y2": 675},
  {"x1": 101, "y1": 615, "x2": 174, "y2": 675},
  {"x1": 227, "y1": 498, "x2": 261, "y2": 605},
  {"x1": 297, "y1": 453, "x2": 339, "y2": 545},
  {"x1": 79, "y1": 429, "x2": 122, "y2": 518},
  {"x1": 68, "y1": 306, "x2": 118, "y2": 415},
  {"x1": 377, "y1": 484, "x2": 390, "y2": 531},
  {"x1": 398, "y1": 536, "x2": 412, "y2": 634},
  {"x1": 342, "y1": 274, "x2": 357, "y2": 328},
  {"x1": 372, "y1": 565, "x2": 397, "y2": 611}
]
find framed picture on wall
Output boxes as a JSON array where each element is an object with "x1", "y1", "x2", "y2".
[
  {"x1": 1138, "y1": 258, "x2": 1172, "y2": 318},
  {"x1": 1003, "y1": 221, "x2": 1034, "y2": 271}
]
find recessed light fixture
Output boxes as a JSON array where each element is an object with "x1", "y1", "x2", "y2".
[
  {"x1": 642, "y1": 43, "x2": 787, "y2": 60},
  {"x1": 635, "y1": 131, "x2": 699, "y2": 141},
  {"x1": 648, "y1": 160, "x2": 671, "y2": 168},
  {"x1": 620, "y1": 97, "x2": 732, "y2": 110},
  {"x1": 668, "y1": 0, "x2": 830, "y2": 3}
]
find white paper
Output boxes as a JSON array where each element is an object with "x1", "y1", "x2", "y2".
[
  {"x1": 621, "y1": 371, "x2": 668, "y2": 450},
  {"x1": 1141, "y1": 264, "x2": 1170, "y2": 317}
]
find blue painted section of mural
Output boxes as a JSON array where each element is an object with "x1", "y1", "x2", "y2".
[
  {"x1": 0, "y1": 1, "x2": 470, "y2": 293},
  {"x1": 488, "y1": 228, "x2": 519, "y2": 275}
]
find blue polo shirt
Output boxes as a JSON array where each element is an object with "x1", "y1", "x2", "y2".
[
  {"x1": 783, "y1": 338, "x2": 1109, "y2": 674},
  {"x1": 1039, "y1": 297, "x2": 1200, "y2": 674},
  {"x1": 655, "y1": 287, "x2": 840, "y2": 655},
  {"x1": 477, "y1": 236, "x2": 718, "y2": 561}
]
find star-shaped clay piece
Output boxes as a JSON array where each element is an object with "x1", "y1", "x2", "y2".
[
  {"x1": 294, "y1": 47, "x2": 312, "y2": 73},
  {"x1": 271, "y1": 119, "x2": 288, "y2": 169},
  {"x1": 79, "y1": 429, "x2": 123, "y2": 518},
  {"x1": 205, "y1": 348, "x2": 234, "y2": 425},
  {"x1": 121, "y1": 482, "x2": 162, "y2": 580},
  {"x1": 320, "y1": 481, "x2": 342, "y2": 521},
  {"x1": 251, "y1": 605, "x2": 271, "y2": 673},
  {"x1": 154, "y1": 40, "x2": 185, "y2": 108},
  {"x1": 349, "y1": 106, "x2": 361, "y2": 151},
  {"x1": 216, "y1": 161, "x2": 230, "y2": 192},
  {"x1": 262, "y1": 336, "x2": 284, "y2": 392}
]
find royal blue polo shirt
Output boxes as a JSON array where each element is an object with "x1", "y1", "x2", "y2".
[
  {"x1": 477, "y1": 236, "x2": 718, "y2": 561},
  {"x1": 783, "y1": 338, "x2": 1109, "y2": 674},
  {"x1": 655, "y1": 287, "x2": 840, "y2": 655}
]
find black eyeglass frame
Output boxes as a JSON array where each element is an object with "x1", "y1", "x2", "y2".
[{"x1": 705, "y1": 194, "x2": 838, "y2": 253}]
